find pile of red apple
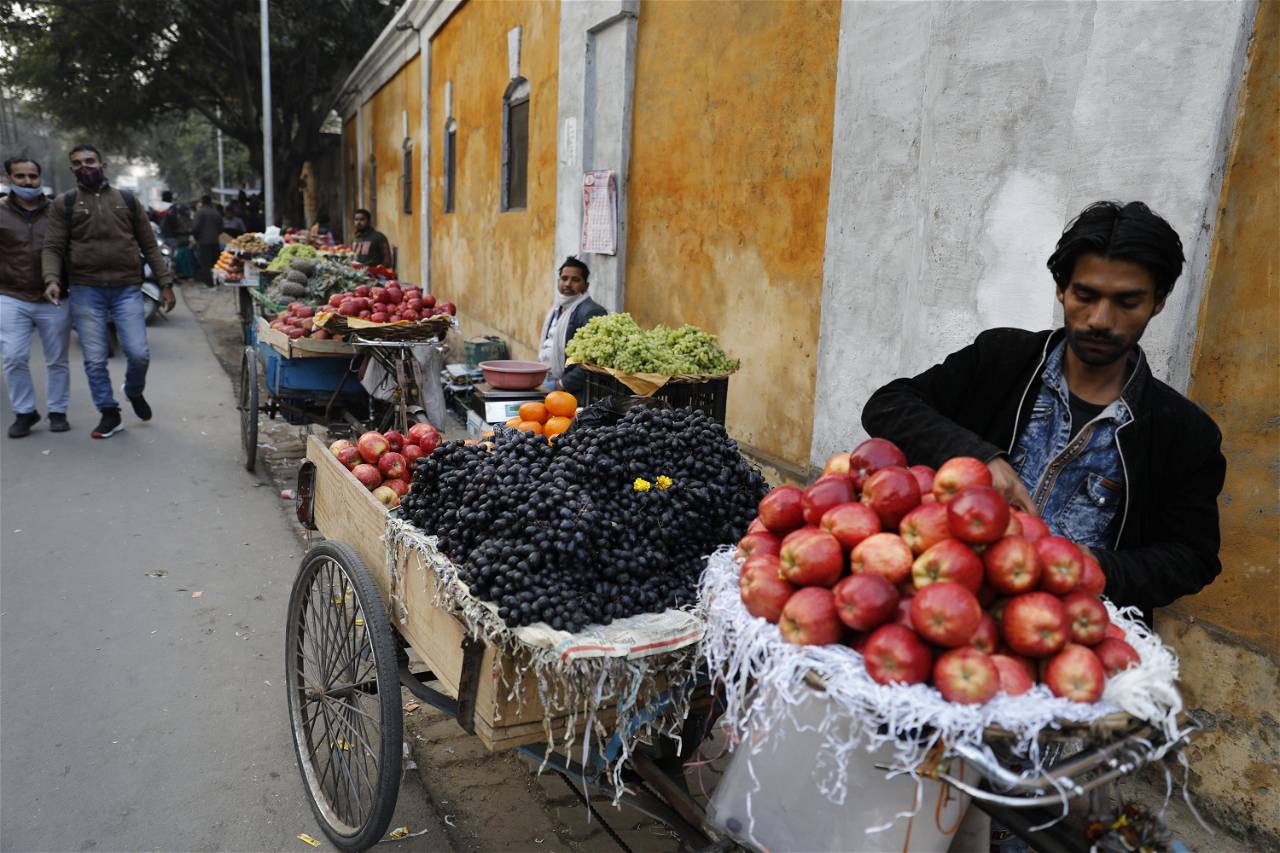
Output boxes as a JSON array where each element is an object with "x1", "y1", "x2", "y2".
[
  {"x1": 269, "y1": 302, "x2": 333, "y2": 340},
  {"x1": 330, "y1": 423, "x2": 442, "y2": 508},
  {"x1": 737, "y1": 438, "x2": 1142, "y2": 706},
  {"x1": 326, "y1": 283, "x2": 456, "y2": 324}
]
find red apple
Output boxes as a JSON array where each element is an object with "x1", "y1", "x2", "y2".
[
  {"x1": 821, "y1": 502, "x2": 882, "y2": 550},
  {"x1": 372, "y1": 485, "x2": 399, "y2": 507},
  {"x1": 402, "y1": 443, "x2": 424, "y2": 466},
  {"x1": 850, "y1": 533, "x2": 914, "y2": 585},
  {"x1": 757, "y1": 485, "x2": 806, "y2": 535},
  {"x1": 1012, "y1": 510, "x2": 1050, "y2": 543},
  {"x1": 968, "y1": 613, "x2": 999, "y2": 654},
  {"x1": 933, "y1": 647, "x2": 999, "y2": 704},
  {"x1": 910, "y1": 582, "x2": 982, "y2": 648},
  {"x1": 911, "y1": 539, "x2": 983, "y2": 594},
  {"x1": 779, "y1": 587, "x2": 844, "y2": 646},
  {"x1": 862, "y1": 624, "x2": 932, "y2": 685},
  {"x1": 329, "y1": 439, "x2": 354, "y2": 455},
  {"x1": 946, "y1": 486, "x2": 1011, "y2": 545},
  {"x1": 1103, "y1": 623, "x2": 1126, "y2": 641},
  {"x1": 746, "y1": 518, "x2": 769, "y2": 536},
  {"x1": 738, "y1": 531, "x2": 782, "y2": 560},
  {"x1": 1003, "y1": 512, "x2": 1023, "y2": 537},
  {"x1": 822, "y1": 451, "x2": 852, "y2": 480},
  {"x1": 1079, "y1": 555, "x2": 1106, "y2": 597},
  {"x1": 982, "y1": 536, "x2": 1042, "y2": 595},
  {"x1": 440, "y1": 301, "x2": 457, "y2": 316},
  {"x1": 335, "y1": 446, "x2": 360, "y2": 470},
  {"x1": 1061, "y1": 592, "x2": 1110, "y2": 646},
  {"x1": 1043, "y1": 644, "x2": 1105, "y2": 702},
  {"x1": 990, "y1": 654, "x2": 1035, "y2": 696},
  {"x1": 848, "y1": 437, "x2": 907, "y2": 489},
  {"x1": 779, "y1": 528, "x2": 844, "y2": 587},
  {"x1": 408, "y1": 422, "x2": 442, "y2": 453},
  {"x1": 932, "y1": 456, "x2": 993, "y2": 503},
  {"x1": 357, "y1": 431, "x2": 390, "y2": 464},
  {"x1": 898, "y1": 502, "x2": 951, "y2": 555},
  {"x1": 383, "y1": 478, "x2": 409, "y2": 498},
  {"x1": 421, "y1": 293, "x2": 437, "y2": 309},
  {"x1": 739, "y1": 561, "x2": 795, "y2": 623},
  {"x1": 1035, "y1": 537, "x2": 1084, "y2": 594},
  {"x1": 802, "y1": 475, "x2": 855, "y2": 526},
  {"x1": 893, "y1": 596, "x2": 915, "y2": 630},
  {"x1": 832, "y1": 572, "x2": 899, "y2": 631},
  {"x1": 860, "y1": 466, "x2": 921, "y2": 529},
  {"x1": 351, "y1": 463, "x2": 382, "y2": 490},
  {"x1": 1093, "y1": 637, "x2": 1141, "y2": 677},
  {"x1": 908, "y1": 465, "x2": 935, "y2": 496},
  {"x1": 1002, "y1": 592, "x2": 1068, "y2": 658},
  {"x1": 383, "y1": 430, "x2": 405, "y2": 452},
  {"x1": 378, "y1": 451, "x2": 407, "y2": 481}
]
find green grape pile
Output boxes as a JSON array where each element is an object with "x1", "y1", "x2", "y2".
[
  {"x1": 265, "y1": 243, "x2": 319, "y2": 273},
  {"x1": 567, "y1": 313, "x2": 739, "y2": 375}
]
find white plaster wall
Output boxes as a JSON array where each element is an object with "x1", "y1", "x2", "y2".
[{"x1": 810, "y1": 0, "x2": 1255, "y2": 467}]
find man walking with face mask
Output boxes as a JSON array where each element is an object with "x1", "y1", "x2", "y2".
[
  {"x1": 1, "y1": 157, "x2": 71, "y2": 437},
  {"x1": 41, "y1": 143, "x2": 176, "y2": 438}
]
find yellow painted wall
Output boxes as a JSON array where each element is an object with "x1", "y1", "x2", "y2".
[
  {"x1": 342, "y1": 118, "x2": 358, "y2": 244},
  {"x1": 1162, "y1": 4, "x2": 1279, "y2": 845},
  {"x1": 429, "y1": 0, "x2": 560, "y2": 358},
  {"x1": 626, "y1": 0, "x2": 840, "y2": 471},
  {"x1": 362, "y1": 54, "x2": 424, "y2": 283}
]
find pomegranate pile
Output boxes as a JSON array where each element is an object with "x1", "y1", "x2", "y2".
[
  {"x1": 738, "y1": 437, "x2": 1142, "y2": 706},
  {"x1": 328, "y1": 423, "x2": 443, "y2": 508}
]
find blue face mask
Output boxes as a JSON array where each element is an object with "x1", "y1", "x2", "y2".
[{"x1": 9, "y1": 185, "x2": 44, "y2": 201}]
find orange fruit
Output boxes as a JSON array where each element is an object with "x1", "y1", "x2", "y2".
[
  {"x1": 505, "y1": 416, "x2": 522, "y2": 428},
  {"x1": 544, "y1": 416, "x2": 572, "y2": 438},
  {"x1": 517, "y1": 420, "x2": 544, "y2": 435},
  {"x1": 544, "y1": 391, "x2": 578, "y2": 419},
  {"x1": 481, "y1": 430, "x2": 495, "y2": 439},
  {"x1": 518, "y1": 401, "x2": 548, "y2": 424}
]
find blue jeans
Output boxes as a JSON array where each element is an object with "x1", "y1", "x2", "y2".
[
  {"x1": 70, "y1": 285, "x2": 149, "y2": 411},
  {"x1": 0, "y1": 294, "x2": 72, "y2": 414}
]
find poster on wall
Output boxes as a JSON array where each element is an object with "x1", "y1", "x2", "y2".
[{"x1": 581, "y1": 170, "x2": 617, "y2": 255}]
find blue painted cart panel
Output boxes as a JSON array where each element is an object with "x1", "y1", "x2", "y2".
[{"x1": 255, "y1": 339, "x2": 366, "y2": 401}]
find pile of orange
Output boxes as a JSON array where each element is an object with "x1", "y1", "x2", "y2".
[{"x1": 505, "y1": 390, "x2": 578, "y2": 439}]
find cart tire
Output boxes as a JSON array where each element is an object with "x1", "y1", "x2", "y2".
[
  {"x1": 239, "y1": 346, "x2": 258, "y2": 472},
  {"x1": 286, "y1": 541, "x2": 402, "y2": 851}
]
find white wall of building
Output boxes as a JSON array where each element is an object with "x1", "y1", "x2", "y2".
[{"x1": 809, "y1": 0, "x2": 1256, "y2": 467}]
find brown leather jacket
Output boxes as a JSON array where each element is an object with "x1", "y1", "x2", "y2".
[
  {"x1": 41, "y1": 184, "x2": 173, "y2": 288},
  {"x1": 0, "y1": 194, "x2": 51, "y2": 302}
]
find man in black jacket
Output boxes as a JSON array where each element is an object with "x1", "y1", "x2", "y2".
[
  {"x1": 537, "y1": 256, "x2": 607, "y2": 394},
  {"x1": 863, "y1": 201, "x2": 1225, "y2": 622}
]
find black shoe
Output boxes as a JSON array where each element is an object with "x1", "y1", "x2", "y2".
[
  {"x1": 8, "y1": 411, "x2": 40, "y2": 438},
  {"x1": 124, "y1": 389, "x2": 152, "y2": 421},
  {"x1": 48, "y1": 412, "x2": 70, "y2": 432},
  {"x1": 91, "y1": 408, "x2": 123, "y2": 439}
]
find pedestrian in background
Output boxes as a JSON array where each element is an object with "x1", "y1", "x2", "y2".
[
  {"x1": 351, "y1": 208, "x2": 392, "y2": 267},
  {"x1": 192, "y1": 194, "x2": 222, "y2": 287},
  {"x1": 41, "y1": 143, "x2": 175, "y2": 439},
  {"x1": 0, "y1": 157, "x2": 71, "y2": 437}
]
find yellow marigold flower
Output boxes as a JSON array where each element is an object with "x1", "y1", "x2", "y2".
[
  {"x1": 656, "y1": 475, "x2": 673, "y2": 490},
  {"x1": 633, "y1": 477, "x2": 652, "y2": 492}
]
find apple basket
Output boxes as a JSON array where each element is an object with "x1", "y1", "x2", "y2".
[
  {"x1": 314, "y1": 310, "x2": 452, "y2": 342},
  {"x1": 697, "y1": 546, "x2": 1196, "y2": 849}
]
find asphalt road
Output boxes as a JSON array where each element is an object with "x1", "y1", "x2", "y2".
[{"x1": 0, "y1": 289, "x2": 447, "y2": 852}]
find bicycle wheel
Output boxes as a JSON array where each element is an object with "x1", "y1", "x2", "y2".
[
  {"x1": 285, "y1": 541, "x2": 402, "y2": 851},
  {"x1": 239, "y1": 346, "x2": 258, "y2": 472}
]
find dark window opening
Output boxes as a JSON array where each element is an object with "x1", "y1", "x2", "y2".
[
  {"x1": 443, "y1": 120, "x2": 457, "y2": 214},
  {"x1": 502, "y1": 78, "x2": 530, "y2": 212},
  {"x1": 402, "y1": 139, "x2": 413, "y2": 215}
]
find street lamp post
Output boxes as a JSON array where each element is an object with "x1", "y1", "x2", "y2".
[{"x1": 260, "y1": 0, "x2": 275, "y2": 226}]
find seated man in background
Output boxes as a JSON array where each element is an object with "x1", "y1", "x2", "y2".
[
  {"x1": 538, "y1": 256, "x2": 606, "y2": 394},
  {"x1": 351, "y1": 208, "x2": 392, "y2": 268}
]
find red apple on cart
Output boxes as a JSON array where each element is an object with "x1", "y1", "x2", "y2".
[
  {"x1": 738, "y1": 531, "x2": 782, "y2": 560},
  {"x1": 968, "y1": 613, "x2": 999, "y2": 654},
  {"x1": 983, "y1": 535, "x2": 1042, "y2": 595},
  {"x1": 822, "y1": 451, "x2": 852, "y2": 480},
  {"x1": 932, "y1": 456, "x2": 992, "y2": 503},
  {"x1": 860, "y1": 466, "x2": 921, "y2": 529},
  {"x1": 351, "y1": 463, "x2": 382, "y2": 490},
  {"x1": 382, "y1": 478, "x2": 409, "y2": 498},
  {"x1": 909, "y1": 465, "x2": 936, "y2": 497},
  {"x1": 862, "y1": 624, "x2": 932, "y2": 685},
  {"x1": 779, "y1": 528, "x2": 844, "y2": 587},
  {"x1": 911, "y1": 538, "x2": 983, "y2": 594},
  {"x1": 357, "y1": 431, "x2": 390, "y2": 463},
  {"x1": 990, "y1": 654, "x2": 1035, "y2": 696},
  {"x1": 934, "y1": 647, "x2": 999, "y2": 704},
  {"x1": 1093, "y1": 637, "x2": 1141, "y2": 677},
  {"x1": 335, "y1": 446, "x2": 361, "y2": 470},
  {"x1": 378, "y1": 452, "x2": 407, "y2": 481},
  {"x1": 1002, "y1": 592, "x2": 1068, "y2": 658},
  {"x1": 848, "y1": 437, "x2": 907, "y2": 489},
  {"x1": 910, "y1": 582, "x2": 982, "y2": 648},
  {"x1": 802, "y1": 475, "x2": 855, "y2": 526},
  {"x1": 779, "y1": 587, "x2": 843, "y2": 646},
  {"x1": 898, "y1": 502, "x2": 950, "y2": 555},
  {"x1": 402, "y1": 444, "x2": 425, "y2": 466},
  {"x1": 329, "y1": 439, "x2": 354, "y2": 455},
  {"x1": 1061, "y1": 592, "x2": 1109, "y2": 645},
  {"x1": 1078, "y1": 554, "x2": 1106, "y2": 597},
  {"x1": 1036, "y1": 537, "x2": 1084, "y2": 594},
  {"x1": 1043, "y1": 644, "x2": 1105, "y2": 702},
  {"x1": 832, "y1": 572, "x2": 899, "y2": 631},
  {"x1": 850, "y1": 533, "x2": 914, "y2": 584},
  {"x1": 946, "y1": 486, "x2": 1010, "y2": 545},
  {"x1": 1103, "y1": 623, "x2": 1126, "y2": 641},
  {"x1": 757, "y1": 485, "x2": 806, "y2": 535},
  {"x1": 1012, "y1": 510, "x2": 1050, "y2": 543},
  {"x1": 821, "y1": 502, "x2": 881, "y2": 551},
  {"x1": 739, "y1": 560, "x2": 794, "y2": 623}
]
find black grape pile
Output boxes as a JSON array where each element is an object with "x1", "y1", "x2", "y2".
[{"x1": 400, "y1": 406, "x2": 768, "y2": 633}]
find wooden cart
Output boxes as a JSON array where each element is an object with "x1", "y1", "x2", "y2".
[{"x1": 287, "y1": 436, "x2": 724, "y2": 851}]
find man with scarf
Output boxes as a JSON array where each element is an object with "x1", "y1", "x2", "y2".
[
  {"x1": 41, "y1": 143, "x2": 175, "y2": 439},
  {"x1": 1, "y1": 157, "x2": 71, "y2": 437},
  {"x1": 537, "y1": 256, "x2": 607, "y2": 393}
]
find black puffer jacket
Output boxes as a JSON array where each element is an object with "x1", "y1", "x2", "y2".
[{"x1": 862, "y1": 327, "x2": 1226, "y2": 621}]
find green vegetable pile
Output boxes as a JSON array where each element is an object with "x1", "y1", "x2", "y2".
[
  {"x1": 566, "y1": 312, "x2": 739, "y2": 375},
  {"x1": 265, "y1": 243, "x2": 319, "y2": 273},
  {"x1": 307, "y1": 259, "x2": 371, "y2": 303}
]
